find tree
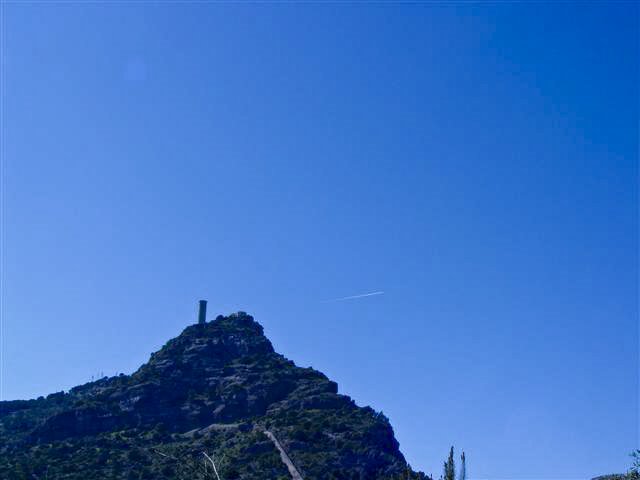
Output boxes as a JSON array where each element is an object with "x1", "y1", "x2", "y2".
[
  {"x1": 459, "y1": 451, "x2": 466, "y2": 480},
  {"x1": 629, "y1": 450, "x2": 640, "y2": 480},
  {"x1": 443, "y1": 447, "x2": 455, "y2": 480},
  {"x1": 440, "y1": 446, "x2": 466, "y2": 480}
]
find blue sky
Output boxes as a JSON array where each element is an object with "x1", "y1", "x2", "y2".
[{"x1": 2, "y1": 3, "x2": 637, "y2": 479}]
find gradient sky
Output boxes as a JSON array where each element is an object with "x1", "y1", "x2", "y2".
[{"x1": 2, "y1": 3, "x2": 638, "y2": 479}]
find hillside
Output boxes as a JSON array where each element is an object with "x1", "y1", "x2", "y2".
[{"x1": 0, "y1": 312, "x2": 429, "y2": 480}]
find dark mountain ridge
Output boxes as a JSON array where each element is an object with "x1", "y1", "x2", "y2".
[{"x1": 0, "y1": 312, "x2": 429, "y2": 480}]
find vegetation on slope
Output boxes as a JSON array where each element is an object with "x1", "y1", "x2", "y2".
[{"x1": 0, "y1": 312, "x2": 430, "y2": 480}]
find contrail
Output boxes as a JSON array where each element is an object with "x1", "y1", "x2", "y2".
[{"x1": 322, "y1": 291, "x2": 385, "y2": 303}]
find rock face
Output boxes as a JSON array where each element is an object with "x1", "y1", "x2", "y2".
[{"x1": 0, "y1": 312, "x2": 428, "y2": 480}]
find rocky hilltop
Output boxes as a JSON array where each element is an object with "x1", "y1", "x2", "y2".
[{"x1": 0, "y1": 312, "x2": 429, "y2": 480}]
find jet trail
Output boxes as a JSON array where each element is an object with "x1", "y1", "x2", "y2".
[{"x1": 322, "y1": 291, "x2": 384, "y2": 303}]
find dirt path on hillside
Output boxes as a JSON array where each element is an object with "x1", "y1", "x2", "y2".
[{"x1": 263, "y1": 430, "x2": 304, "y2": 480}]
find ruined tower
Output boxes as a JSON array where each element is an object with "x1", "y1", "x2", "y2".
[{"x1": 198, "y1": 300, "x2": 207, "y2": 324}]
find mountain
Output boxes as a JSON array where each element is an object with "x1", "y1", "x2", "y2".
[{"x1": 0, "y1": 312, "x2": 430, "y2": 480}]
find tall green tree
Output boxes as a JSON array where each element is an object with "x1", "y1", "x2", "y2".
[{"x1": 443, "y1": 447, "x2": 455, "y2": 480}]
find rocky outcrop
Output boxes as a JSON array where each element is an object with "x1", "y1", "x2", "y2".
[{"x1": 1, "y1": 312, "x2": 429, "y2": 480}]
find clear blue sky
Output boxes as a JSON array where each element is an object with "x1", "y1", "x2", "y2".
[{"x1": 2, "y1": 3, "x2": 637, "y2": 479}]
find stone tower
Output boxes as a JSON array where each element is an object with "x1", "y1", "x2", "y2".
[{"x1": 198, "y1": 300, "x2": 207, "y2": 324}]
